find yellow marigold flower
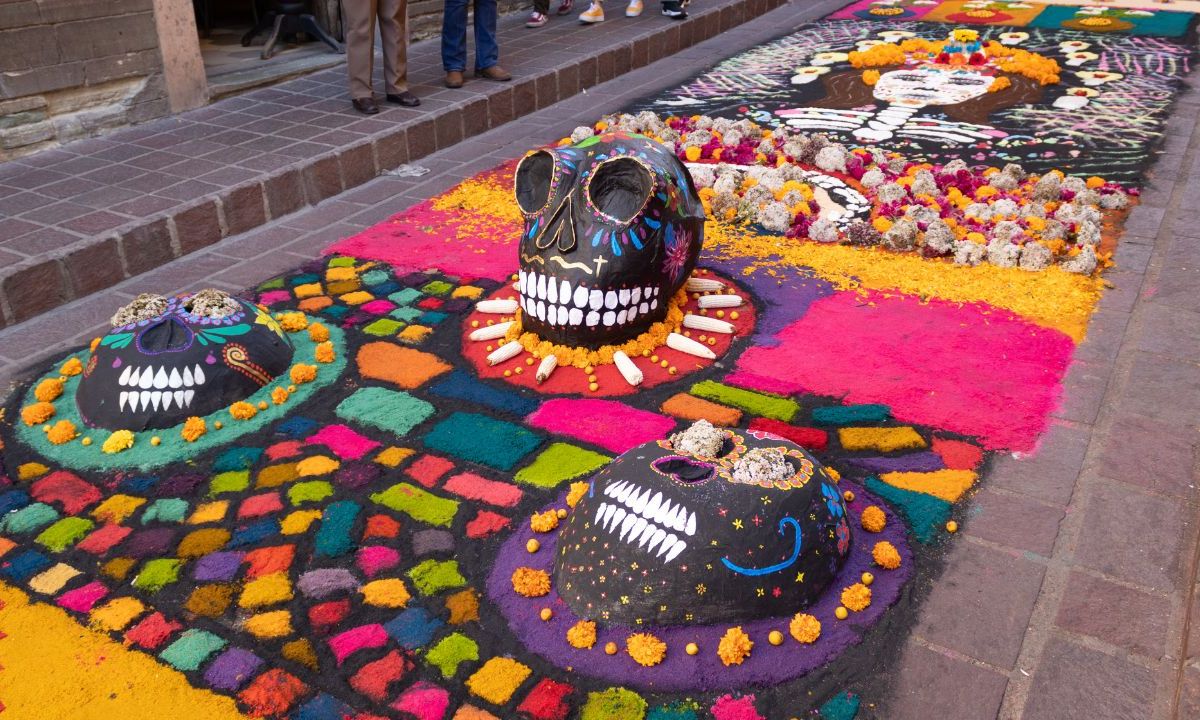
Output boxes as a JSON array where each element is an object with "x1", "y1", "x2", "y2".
[
  {"x1": 974, "y1": 186, "x2": 998, "y2": 199},
  {"x1": 966, "y1": 232, "x2": 987, "y2": 244},
  {"x1": 626, "y1": 633, "x2": 668, "y2": 667},
  {"x1": 229, "y1": 401, "x2": 257, "y2": 420},
  {"x1": 308, "y1": 323, "x2": 330, "y2": 343},
  {"x1": 101, "y1": 430, "x2": 135, "y2": 454},
  {"x1": 684, "y1": 146, "x2": 702, "y2": 162},
  {"x1": 21, "y1": 402, "x2": 55, "y2": 427},
  {"x1": 181, "y1": 417, "x2": 206, "y2": 442},
  {"x1": 873, "y1": 541, "x2": 902, "y2": 570},
  {"x1": 567, "y1": 620, "x2": 597, "y2": 649},
  {"x1": 290, "y1": 364, "x2": 317, "y2": 384},
  {"x1": 717, "y1": 626, "x2": 753, "y2": 667},
  {"x1": 59, "y1": 357, "x2": 83, "y2": 376},
  {"x1": 511, "y1": 567, "x2": 551, "y2": 598},
  {"x1": 566, "y1": 481, "x2": 589, "y2": 508},
  {"x1": 1086, "y1": 176, "x2": 1105, "y2": 189},
  {"x1": 789, "y1": 613, "x2": 821, "y2": 644},
  {"x1": 872, "y1": 217, "x2": 893, "y2": 233},
  {"x1": 1025, "y1": 216, "x2": 1046, "y2": 231},
  {"x1": 860, "y1": 505, "x2": 887, "y2": 533},
  {"x1": 46, "y1": 420, "x2": 77, "y2": 445},
  {"x1": 841, "y1": 583, "x2": 872, "y2": 612},
  {"x1": 988, "y1": 76, "x2": 1011, "y2": 93},
  {"x1": 278, "y1": 312, "x2": 308, "y2": 332},
  {"x1": 530, "y1": 510, "x2": 560, "y2": 533},
  {"x1": 271, "y1": 387, "x2": 290, "y2": 405},
  {"x1": 314, "y1": 341, "x2": 335, "y2": 364},
  {"x1": 34, "y1": 378, "x2": 64, "y2": 403},
  {"x1": 862, "y1": 69, "x2": 880, "y2": 85}
]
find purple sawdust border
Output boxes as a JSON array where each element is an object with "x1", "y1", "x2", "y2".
[{"x1": 486, "y1": 480, "x2": 914, "y2": 693}]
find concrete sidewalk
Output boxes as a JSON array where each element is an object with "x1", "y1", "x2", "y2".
[{"x1": 0, "y1": 1, "x2": 1197, "y2": 716}]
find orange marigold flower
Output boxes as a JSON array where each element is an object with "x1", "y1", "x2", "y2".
[
  {"x1": 229, "y1": 401, "x2": 257, "y2": 420},
  {"x1": 46, "y1": 420, "x2": 78, "y2": 445},
  {"x1": 1086, "y1": 176, "x2": 1106, "y2": 189},
  {"x1": 511, "y1": 567, "x2": 551, "y2": 598},
  {"x1": 308, "y1": 323, "x2": 330, "y2": 343},
  {"x1": 841, "y1": 583, "x2": 872, "y2": 612},
  {"x1": 566, "y1": 620, "x2": 597, "y2": 649},
  {"x1": 277, "y1": 312, "x2": 308, "y2": 332},
  {"x1": 101, "y1": 429, "x2": 135, "y2": 454},
  {"x1": 684, "y1": 146, "x2": 702, "y2": 162},
  {"x1": 717, "y1": 626, "x2": 753, "y2": 667},
  {"x1": 873, "y1": 541, "x2": 902, "y2": 570},
  {"x1": 530, "y1": 510, "x2": 560, "y2": 533},
  {"x1": 59, "y1": 357, "x2": 83, "y2": 376},
  {"x1": 862, "y1": 69, "x2": 880, "y2": 85},
  {"x1": 290, "y1": 364, "x2": 317, "y2": 384},
  {"x1": 314, "y1": 341, "x2": 335, "y2": 364},
  {"x1": 626, "y1": 633, "x2": 668, "y2": 667},
  {"x1": 21, "y1": 402, "x2": 55, "y2": 427},
  {"x1": 860, "y1": 505, "x2": 887, "y2": 533},
  {"x1": 181, "y1": 417, "x2": 206, "y2": 442},
  {"x1": 34, "y1": 378, "x2": 64, "y2": 403},
  {"x1": 90, "y1": 337, "x2": 102, "y2": 352},
  {"x1": 271, "y1": 387, "x2": 290, "y2": 405},
  {"x1": 872, "y1": 217, "x2": 893, "y2": 233},
  {"x1": 566, "y1": 481, "x2": 589, "y2": 508},
  {"x1": 789, "y1": 613, "x2": 821, "y2": 644}
]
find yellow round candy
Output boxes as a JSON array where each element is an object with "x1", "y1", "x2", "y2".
[
  {"x1": 288, "y1": 385, "x2": 296, "y2": 392},
  {"x1": 504, "y1": 370, "x2": 512, "y2": 377},
  {"x1": 707, "y1": 337, "x2": 717, "y2": 346},
  {"x1": 514, "y1": 367, "x2": 523, "y2": 375},
  {"x1": 730, "y1": 311, "x2": 740, "y2": 320},
  {"x1": 526, "y1": 539, "x2": 541, "y2": 553},
  {"x1": 843, "y1": 490, "x2": 855, "y2": 502},
  {"x1": 526, "y1": 357, "x2": 535, "y2": 365},
  {"x1": 668, "y1": 367, "x2": 677, "y2": 375},
  {"x1": 151, "y1": 436, "x2": 161, "y2": 446},
  {"x1": 540, "y1": 608, "x2": 553, "y2": 621},
  {"x1": 604, "y1": 642, "x2": 618, "y2": 655},
  {"x1": 716, "y1": 310, "x2": 725, "y2": 318},
  {"x1": 835, "y1": 606, "x2": 849, "y2": 620},
  {"x1": 471, "y1": 320, "x2": 480, "y2": 328},
  {"x1": 584, "y1": 365, "x2": 594, "y2": 374},
  {"x1": 768, "y1": 630, "x2": 784, "y2": 646},
  {"x1": 650, "y1": 355, "x2": 659, "y2": 363},
  {"x1": 589, "y1": 383, "x2": 599, "y2": 392},
  {"x1": 42, "y1": 425, "x2": 50, "y2": 433},
  {"x1": 258, "y1": 401, "x2": 268, "y2": 410},
  {"x1": 214, "y1": 421, "x2": 223, "y2": 430},
  {"x1": 861, "y1": 572, "x2": 874, "y2": 586},
  {"x1": 660, "y1": 360, "x2": 669, "y2": 368},
  {"x1": 698, "y1": 335, "x2": 707, "y2": 342},
  {"x1": 556, "y1": 508, "x2": 567, "y2": 519},
  {"x1": 946, "y1": 521, "x2": 959, "y2": 533},
  {"x1": 81, "y1": 437, "x2": 92, "y2": 446},
  {"x1": 587, "y1": 374, "x2": 597, "y2": 383},
  {"x1": 685, "y1": 642, "x2": 699, "y2": 656}
]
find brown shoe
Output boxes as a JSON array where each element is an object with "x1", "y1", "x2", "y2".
[
  {"x1": 351, "y1": 97, "x2": 379, "y2": 115},
  {"x1": 475, "y1": 65, "x2": 512, "y2": 82},
  {"x1": 386, "y1": 91, "x2": 420, "y2": 107},
  {"x1": 445, "y1": 71, "x2": 464, "y2": 89}
]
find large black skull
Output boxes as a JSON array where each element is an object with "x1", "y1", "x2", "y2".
[
  {"x1": 514, "y1": 132, "x2": 706, "y2": 349},
  {"x1": 555, "y1": 428, "x2": 851, "y2": 626},
  {"x1": 76, "y1": 292, "x2": 294, "y2": 431}
]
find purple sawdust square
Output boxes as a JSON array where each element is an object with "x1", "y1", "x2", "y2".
[{"x1": 204, "y1": 647, "x2": 264, "y2": 691}]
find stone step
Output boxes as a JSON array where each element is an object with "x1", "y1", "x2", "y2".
[{"x1": 0, "y1": 0, "x2": 787, "y2": 329}]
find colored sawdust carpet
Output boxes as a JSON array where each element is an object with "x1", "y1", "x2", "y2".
[{"x1": 0, "y1": 2, "x2": 1196, "y2": 719}]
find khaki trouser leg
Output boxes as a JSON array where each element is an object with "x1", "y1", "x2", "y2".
[
  {"x1": 344, "y1": 0, "x2": 380, "y2": 99},
  {"x1": 379, "y1": 0, "x2": 409, "y2": 95}
]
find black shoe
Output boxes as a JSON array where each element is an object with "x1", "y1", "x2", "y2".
[
  {"x1": 386, "y1": 91, "x2": 421, "y2": 107},
  {"x1": 352, "y1": 97, "x2": 379, "y2": 115},
  {"x1": 661, "y1": 0, "x2": 687, "y2": 18}
]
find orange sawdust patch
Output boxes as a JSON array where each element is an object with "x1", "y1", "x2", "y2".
[
  {"x1": 660, "y1": 394, "x2": 743, "y2": 426},
  {"x1": 357, "y1": 342, "x2": 453, "y2": 389}
]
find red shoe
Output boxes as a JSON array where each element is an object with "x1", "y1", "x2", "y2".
[{"x1": 557, "y1": 0, "x2": 574, "y2": 14}]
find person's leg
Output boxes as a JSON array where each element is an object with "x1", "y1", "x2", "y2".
[
  {"x1": 379, "y1": 0, "x2": 408, "y2": 94},
  {"x1": 344, "y1": 0, "x2": 380, "y2": 99},
  {"x1": 472, "y1": 0, "x2": 500, "y2": 72},
  {"x1": 527, "y1": 0, "x2": 550, "y2": 27},
  {"x1": 441, "y1": 0, "x2": 468, "y2": 72}
]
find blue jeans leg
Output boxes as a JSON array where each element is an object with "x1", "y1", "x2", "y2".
[
  {"x1": 442, "y1": 0, "x2": 468, "y2": 72},
  {"x1": 473, "y1": 0, "x2": 500, "y2": 71}
]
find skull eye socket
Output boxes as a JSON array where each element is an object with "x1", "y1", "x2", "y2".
[
  {"x1": 653, "y1": 457, "x2": 716, "y2": 484},
  {"x1": 515, "y1": 150, "x2": 555, "y2": 215},
  {"x1": 588, "y1": 157, "x2": 654, "y2": 224},
  {"x1": 135, "y1": 316, "x2": 195, "y2": 354}
]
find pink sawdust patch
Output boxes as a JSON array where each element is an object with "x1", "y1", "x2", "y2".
[
  {"x1": 390, "y1": 681, "x2": 451, "y2": 720},
  {"x1": 442, "y1": 472, "x2": 523, "y2": 508},
  {"x1": 258, "y1": 290, "x2": 293, "y2": 306},
  {"x1": 56, "y1": 581, "x2": 108, "y2": 612},
  {"x1": 728, "y1": 290, "x2": 1075, "y2": 452},
  {"x1": 329, "y1": 624, "x2": 389, "y2": 665},
  {"x1": 305, "y1": 424, "x2": 382, "y2": 460},
  {"x1": 711, "y1": 694, "x2": 765, "y2": 720},
  {"x1": 526, "y1": 399, "x2": 677, "y2": 454}
]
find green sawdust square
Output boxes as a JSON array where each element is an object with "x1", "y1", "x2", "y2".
[
  {"x1": 515, "y1": 443, "x2": 611, "y2": 488},
  {"x1": 408, "y1": 559, "x2": 467, "y2": 594},
  {"x1": 371, "y1": 483, "x2": 460, "y2": 527},
  {"x1": 425, "y1": 632, "x2": 479, "y2": 678},
  {"x1": 689, "y1": 380, "x2": 800, "y2": 421},
  {"x1": 35, "y1": 517, "x2": 93, "y2": 552},
  {"x1": 336, "y1": 387, "x2": 435, "y2": 437},
  {"x1": 158, "y1": 629, "x2": 227, "y2": 672}
]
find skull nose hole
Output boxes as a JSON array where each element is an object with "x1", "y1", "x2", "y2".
[
  {"x1": 136, "y1": 316, "x2": 194, "y2": 353},
  {"x1": 652, "y1": 457, "x2": 716, "y2": 484}
]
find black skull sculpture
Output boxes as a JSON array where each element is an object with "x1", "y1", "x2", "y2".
[
  {"x1": 513, "y1": 132, "x2": 706, "y2": 349},
  {"x1": 76, "y1": 291, "x2": 294, "y2": 431},
  {"x1": 555, "y1": 424, "x2": 851, "y2": 626}
]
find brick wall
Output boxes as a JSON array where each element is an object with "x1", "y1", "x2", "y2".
[{"x1": 0, "y1": 0, "x2": 169, "y2": 159}]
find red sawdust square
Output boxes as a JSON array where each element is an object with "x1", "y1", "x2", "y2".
[
  {"x1": 238, "y1": 492, "x2": 284, "y2": 519},
  {"x1": 516, "y1": 678, "x2": 575, "y2": 720},
  {"x1": 442, "y1": 472, "x2": 523, "y2": 508},
  {"x1": 309, "y1": 599, "x2": 350, "y2": 632},
  {"x1": 364, "y1": 514, "x2": 402, "y2": 539},
  {"x1": 243, "y1": 545, "x2": 295, "y2": 578},
  {"x1": 124, "y1": 612, "x2": 181, "y2": 650},
  {"x1": 239, "y1": 668, "x2": 308, "y2": 717},
  {"x1": 350, "y1": 649, "x2": 414, "y2": 702},
  {"x1": 76, "y1": 524, "x2": 132, "y2": 554},
  {"x1": 466, "y1": 510, "x2": 510, "y2": 539},
  {"x1": 749, "y1": 418, "x2": 829, "y2": 451},
  {"x1": 932, "y1": 437, "x2": 985, "y2": 470},
  {"x1": 405, "y1": 455, "x2": 455, "y2": 488},
  {"x1": 31, "y1": 471, "x2": 101, "y2": 514}
]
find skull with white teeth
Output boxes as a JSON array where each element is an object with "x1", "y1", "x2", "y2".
[
  {"x1": 76, "y1": 290, "x2": 294, "y2": 431},
  {"x1": 513, "y1": 132, "x2": 706, "y2": 349},
  {"x1": 555, "y1": 424, "x2": 851, "y2": 626}
]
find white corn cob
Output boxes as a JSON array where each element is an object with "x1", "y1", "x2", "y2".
[
  {"x1": 487, "y1": 340, "x2": 523, "y2": 366},
  {"x1": 682, "y1": 313, "x2": 734, "y2": 334},
  {"x1": 686, "y1": 277, "x2": 725, "y2": 293},
  {"x1": 612, "y1": 351, "x2": 643, "y2": 387},
  {"x1": 535, "y1": 355, "x2": 558, "y2": 384},
  {"x1": 469, "y1": 321, "x2": 513, "y2": 341},
  {"x1": 697, "y1": 294, "x2": 743, "y2": 309},
  {"x1": 667, "y1": 332, "x2": 716, "y2": 360},
  {"x1": 477, "y1": 298, "x2": 519, "y2": 314}
]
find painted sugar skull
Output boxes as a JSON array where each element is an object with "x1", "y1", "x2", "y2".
[
  {"x1": 76, "y1": 290, "x2": 294, "y2": 431},
  {"x1": 513, "y1": 132, "x2": 706, "y2": 349},
  {"x1": 873, "y1": 65, "x2": 996, "y2": 107},
  {"x1": 555, "y1": 421, "x2": 851, "y2": 626}
]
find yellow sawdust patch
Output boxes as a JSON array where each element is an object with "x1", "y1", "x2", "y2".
[
  {"x1": 880, "y1": 469, "x2": 979, "y2": 503},
  {"x1": 838, "y1": 427, "x2": 926, "y2": 452}
]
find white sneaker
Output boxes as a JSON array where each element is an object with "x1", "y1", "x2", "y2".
[
  {"x1": 579, "y1": 2, "x2": 605, "y2": 22},
  {"x1": 626, "y1": 0, "x2": 643, "y2": 16}
]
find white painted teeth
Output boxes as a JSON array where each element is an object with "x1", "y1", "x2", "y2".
[
  {"x1": 594, "y1": 481, "x2": 695, "y2": 562},
  {"x1": 574, "y1": 285, "x2": 589, "y2": 308},
  {"x1": 518, "y1": 271, "x2": 659, "y2": 329},
  {"x1": 116, "y1": 365, "x2": 205, "y2": 412}
]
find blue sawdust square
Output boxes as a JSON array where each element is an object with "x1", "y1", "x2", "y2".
[
  {"x1": 423, "y1": 412, "x2": 542, "y2": 471},
  {"x1": 385, "y1": 606, "x2": 444, "y2": 649}
]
